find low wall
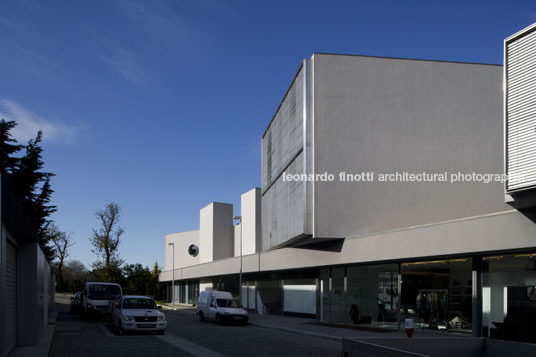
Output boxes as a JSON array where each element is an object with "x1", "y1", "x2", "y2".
[{"x1": 341, "y1": 337, "x2": 536, "y2": 357}]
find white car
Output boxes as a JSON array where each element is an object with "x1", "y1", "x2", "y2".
[
  {"x1": 197, "y1": 291, "x2": 248, "y2": 325},
  {"x1": 82, "y1": 282, "x2": 122, "y2": 318},
  {"x1": 111, "y1": 295, "x2": 166, "y2": 335}
]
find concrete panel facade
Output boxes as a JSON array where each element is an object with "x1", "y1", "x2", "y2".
[
  {"x1": 160, "y1": 208, "x2": 536, "y2": 282},
  {"x1": 311, "y1": 54, "x2": 505, "y2": 240}
]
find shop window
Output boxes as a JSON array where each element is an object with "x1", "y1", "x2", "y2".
[
  {"x1": 347, "y1": 264, "x2": 399, "y2": 327},
  {"x1": 401, "y1": 258, "x2": 472, "y2": 333},
  {"x1": 482, "y1": 254, "x2": 536, "y2": 343}
]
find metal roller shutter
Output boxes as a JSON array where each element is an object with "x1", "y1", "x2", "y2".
[
  {"x1": 5, "y1": 240, "x2": 17, "y2": 354},
  {"x1": 506, "y1": 27, "x2": 536, "y2": 191}
]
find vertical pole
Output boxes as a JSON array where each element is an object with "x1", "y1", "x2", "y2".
[
  {"x1": 239, "y1": 217, "x2": 243, "y2": 304},
  {"x1": 472, "y1": 257, "x2": 482, "y2": 337},
  {"x1": 172, "y1": 244, "x2": 175, "y2": 308},
  {"x1": 397, "y1": 263, "x2": 402, "y2": 331}
]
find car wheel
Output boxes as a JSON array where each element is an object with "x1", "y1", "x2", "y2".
[
  {"x1": 215, "y1": 314, "x2": 222, "y2": 325},
  {"x1": 198, "y1": 311, "x2": 205, "y2": 321},
  {"x1": 157, "y1": 330, "x2": 165, "y2": 335}
]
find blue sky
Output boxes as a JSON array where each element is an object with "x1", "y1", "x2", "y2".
[{"x1": 0, "y1": 0, "x2": 534, "y2": 270}]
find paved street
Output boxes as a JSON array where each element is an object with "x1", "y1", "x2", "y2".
[
  {"x1": 164, "y1": 308, "x2": 340, "y2": 357},
  {"x1": 49, "y1": 295, "x2": 188, "y2": 357},
  {"x1": 50, "y1": 295, "x2": 340, "y2": 356}
]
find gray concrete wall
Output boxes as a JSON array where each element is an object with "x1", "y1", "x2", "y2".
[
  {"x1": 341, "y1": 337, "x2": 486, "y2": 357},
  {"x1": 0, "y1": 223, "x2": 6, "y2": 356},
  {"x1": 160, "y1": 208, "x2": 536, "y2": 282},
  {"x1": 212, "y1": 203, "x2": 234, "y2": 261},
  {"x1": 17, "y1": 242, "x2": 50, "y2": 346},
  {"x1": 341, "y1": 337, "x2": 536, "y2": 357},
  {"x1": 165, "y1": 230, "x2": 200, "y2": 270},
  {"x1": 312, "y1": 54, "x2": 506, "y2": 240}
]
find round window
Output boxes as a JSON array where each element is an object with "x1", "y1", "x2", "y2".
[{"x1": 188, "y1": 244, "x2": 199, "y2": 257}]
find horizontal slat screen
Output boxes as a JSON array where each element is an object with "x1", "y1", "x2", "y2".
[{"x1": 506, "y1": 28, "x2": 536, "y2": 191}]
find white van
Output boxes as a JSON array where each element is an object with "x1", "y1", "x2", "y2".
[
  {"x1": 196, "y1": 291, "x2": 248, "y2": 325},
  {"x1": 82, "y1": 282, "x2": 122, "y2": 318}
]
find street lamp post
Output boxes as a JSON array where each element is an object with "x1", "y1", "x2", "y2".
[
  {"x1": 168, "y1": 242, "x2": 175, "y2": 308},
  {"x1": 233, "y1": 216, "x2": 242, "y2": 305}
]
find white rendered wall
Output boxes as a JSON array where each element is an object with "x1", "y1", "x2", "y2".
[
  {"x1": 234, "y1": 224, "x2": 241, "y2": 257},
  {"x1": 241, "y1": 188, "x2": 261, "y2": 255},
  {"x1": 199, "y1": 204, "x2": 213, "y2": 264},
  {"x1": 165, "y1": 230, "x2": 200, "y2": 271},
  {"x1": 200, "y1": 202, "x2": 233, "y2": 263}
]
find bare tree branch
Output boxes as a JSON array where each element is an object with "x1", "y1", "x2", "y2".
[{"x1": 90, "y1": 202, "x2": 124, "y2": 281}]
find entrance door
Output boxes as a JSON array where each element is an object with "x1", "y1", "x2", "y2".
[{"x1": 331, "y1": 268, "x2": 346, "y2": 322}]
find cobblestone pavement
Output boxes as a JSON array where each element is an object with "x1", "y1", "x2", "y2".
[
  {"x1": 49, "y1": 299, "x2": 190, "y2": 357},
  {"x1": 50, "y1": 296, "x2": 340, "y2": 357}
]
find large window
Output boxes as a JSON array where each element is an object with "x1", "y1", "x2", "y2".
[
  {"x1": 172, "y1": 280, "x2": 199, "y2": 305},
  {"x1": 319, "y1": 263, "x2": 398, "y2": 327},
  {"x1": 482, "y1": 253, "x2": 536, "y2": 343},
  {"x1": 347, "y1": 264, "x2": 398, "y2": 327},
  {"x1": 401, "y1": 259, "x2": 472, "y2": 333}
]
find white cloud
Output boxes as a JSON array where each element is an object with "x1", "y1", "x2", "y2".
[
  {"x1": 95, "y1": 47, "x2": 154, "y2": 88},
  {"x1": 0, "y1": 99, "x2": 79, "y2": 144},
  {"x1": 119, "y1": 0, "x2": 190, "y2": 49}
]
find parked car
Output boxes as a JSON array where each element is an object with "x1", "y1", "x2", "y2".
[
  {"x1": 70, "y1": 292, "x2": 82, "y2": 313},
  {"x1": 81, "y1": 282, "x2": 122, "y2": 318},
  {"x1": 111, "y1": 295, "x2": 166, "y2": 335},
  {"x1": 197, "y1": 291, "x2": 248, "y2": 325}
]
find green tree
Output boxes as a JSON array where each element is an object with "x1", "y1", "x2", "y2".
[
  {"x1": 123, "y1": 263, "x2": 152, "y2": 295},
  {"x1": 0, "y1": 120, "x2": 23, "y2": 173},
  {"x1": 90, "y1": 202, "x2": 124, "y2": 282},
  {"x1": 0, "y1": 119, "x2": 57, "y2": 259},
  {"x1": 147, "y1": 262, "x2": 162, "y2": 299}
]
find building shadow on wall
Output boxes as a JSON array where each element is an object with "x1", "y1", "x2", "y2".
[{"x1": 293, "y1": 238, "x2": 345, "y2": 252}]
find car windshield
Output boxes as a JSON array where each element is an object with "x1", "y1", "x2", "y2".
[
  {"x1": 122, "y1": 298, "x2": 157, "y2": 310},
  {"x1": 216, "y1": 299, "x2": 240, "y2": 308},
  {"x1": 88, "y1": 284, "x2": 121, "y2": 300}
]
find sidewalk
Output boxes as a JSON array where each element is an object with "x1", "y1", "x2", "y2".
[{"x1": 248, "y1": 314, "x2": 466, "y2": 342}]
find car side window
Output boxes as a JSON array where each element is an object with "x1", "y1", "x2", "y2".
[{"x1": 210, "y1": 298, "x2": 215, "y2": 307}]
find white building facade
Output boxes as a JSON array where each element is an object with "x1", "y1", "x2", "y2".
[{"x1": 160, "y1": 23, "x2": 536, "y2": 344}]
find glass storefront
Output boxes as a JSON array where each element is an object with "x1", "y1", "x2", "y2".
[
  {"x1": 319, "y1": 263, "x2": 399, "y2": 327},
  {"x1": 482, "y1": 253, "x2": 536, "y2": 343},
  {"x1": 401, "y1": 258, "x2": 472, "y2": 333},
  {"x1": 172, "y1": 279, "x2": 199, "y2": 304},
  {"x1": 174, "y1": 252, "x2": 536, "y2": 343},
  {"x1": 347, "y1": 265, "x2": 399, "y2": 327}
]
